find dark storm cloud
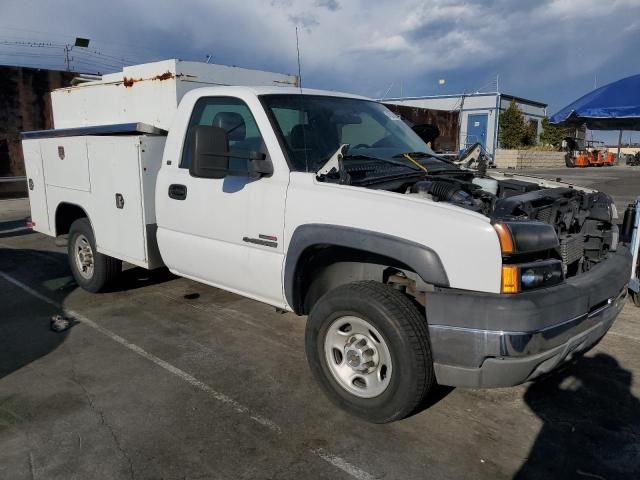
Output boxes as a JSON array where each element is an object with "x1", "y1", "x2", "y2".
[{"x1": 2, "y1": 0, "x2": 640, "y2": 114}]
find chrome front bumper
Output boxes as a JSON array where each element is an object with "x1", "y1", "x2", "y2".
[
  {"x1": 429, "y1": 287, "x2": 626, "y2": 388},
  {"x1": 425, "y1": 245, "x2": 631, "y2": 388}
]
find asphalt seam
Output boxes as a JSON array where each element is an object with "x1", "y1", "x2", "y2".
[{"x1": 0, "y1": 270, "x2": 378, "y2": 480}]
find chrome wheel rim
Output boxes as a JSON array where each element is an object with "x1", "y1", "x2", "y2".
[
  {"x1": 324, "y1": 316, "x2": 393, "y2": 398},
  {"x1": 74, "y1": 234, "x2": 94, "y2": 279}
]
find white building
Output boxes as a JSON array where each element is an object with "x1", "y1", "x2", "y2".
[{"x1": 384, "y1": 92, "x2": 548, "y2": 160}]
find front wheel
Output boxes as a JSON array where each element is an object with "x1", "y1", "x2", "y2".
[
  {"x1": 305, "y1": 281, "x2": 434, "y2": 423},
  {"x1": 68, "y1": 218, "x2": 121, "y2": 292}
]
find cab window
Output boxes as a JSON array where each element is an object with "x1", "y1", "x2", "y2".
[{"x1": 180, "y1": 97, "x2": 265, "y2": 172}]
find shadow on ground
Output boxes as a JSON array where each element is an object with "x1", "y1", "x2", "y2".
[
  {"x1": 104, "y1": 265, "x2": 176, "y2": 293},
  {"x1": 0, "y1": 247, "x2": 174, "y2": 380},
  {"x1": 0, "y1": 218, "x2": 33, "y2": 239},
  {"x1": 515, "y1": 353, "x2": 640, "y2": 480},
  {"x1": 0, "y1": 249, "x2": 74, "y2": 380}
]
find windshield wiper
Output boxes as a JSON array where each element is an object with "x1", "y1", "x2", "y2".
[
  {"x1": 316, "y1": 147, "x2": 428, "y2": 184},
  {"x1": 342, "y1": 154, "x2": 423, "y2": 171},
  {"x1": 393, "y1": 151, "x2": 457, "y2": 166},
  {"x1": 392, "y1": 151, "x2": 434, "y2": 159}
]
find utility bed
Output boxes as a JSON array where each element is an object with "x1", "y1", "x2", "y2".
[
  {"x1": 22, "y1": 125, "x2": 166, "y2": 269},
  {"x1": 23, "y1": 60, "x2": 298, "y2": 270}
]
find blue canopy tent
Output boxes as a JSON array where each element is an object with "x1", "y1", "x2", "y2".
[
  {"x1": 550, "y1": 73, "x2": 640, "y2": 130},
  {"x1": 552, "y1": 74, "x2": 640, "y2": 306}
]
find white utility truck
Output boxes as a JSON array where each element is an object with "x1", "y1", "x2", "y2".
[{"x1": 23, "y1": 60, "x2": 631, "y2": 423}]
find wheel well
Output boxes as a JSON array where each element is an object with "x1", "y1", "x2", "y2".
[
  {"x1": 292, "y1": 245, "x2": 425, "y2": 315},
  {"x1": 55, "y1": 203, "x2": 89, "y2": 236}
]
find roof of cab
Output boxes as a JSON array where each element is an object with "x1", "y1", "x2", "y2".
[{"x1": 186, "y1": 85, "x2": 372, "y2": 101}]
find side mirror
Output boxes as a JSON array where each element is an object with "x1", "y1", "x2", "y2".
[
  {"x1": 190, "y1": 125, "x2": 230, "y2": 179},
  {"x1": 247, "y1": 151, "x2": 273, "y2": 177}
]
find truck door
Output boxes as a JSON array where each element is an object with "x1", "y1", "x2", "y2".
[{"x1": 156, "y1": 96, "x2": 289, "y2": 307}]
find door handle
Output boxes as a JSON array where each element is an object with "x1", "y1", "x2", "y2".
[{"x1": 168, "y1": 184, "x2": 187, "y2": 200}]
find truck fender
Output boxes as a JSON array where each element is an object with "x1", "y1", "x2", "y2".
[{"x1": 284, "y1": 224, "x2": 449, "y2": 313}]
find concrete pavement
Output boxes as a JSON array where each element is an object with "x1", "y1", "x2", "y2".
[{"x1": 1, "y1": 166, "x2": 639, "y2": 480}]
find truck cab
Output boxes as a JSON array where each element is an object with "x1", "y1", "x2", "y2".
[{"x1": 22, "y1": 62, "x2": 632, "y2": 423}]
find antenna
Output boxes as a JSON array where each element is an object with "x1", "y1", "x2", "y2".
[
  {"x1": 295, "y1": 26, "x2": 303, "y2": 89},
  {"x1": 294, "y1": 27, "x2": 309, "y2": 171},
  {"x1": 381, "y1": 82, "x2": 395, "y2": 100},
  {"x1": 64, "y1": 44, "x2": 72, "y2": 71}
]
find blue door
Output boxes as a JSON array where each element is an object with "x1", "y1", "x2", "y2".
[{"x1": 466, "y1": 113, "x2": 488, "y2": 150}]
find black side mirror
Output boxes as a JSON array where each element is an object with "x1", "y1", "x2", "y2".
[{"x1": 190, "y1": 125, "x2": 230, "y2": 179}]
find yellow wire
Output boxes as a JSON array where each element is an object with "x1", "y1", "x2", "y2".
[{"x1": 403, "y1": 153, "x2": 428, "y2": 173}]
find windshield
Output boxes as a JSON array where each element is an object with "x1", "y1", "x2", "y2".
[{"x1": 260, "y1": 94, "x2": 441, "y2": 173}]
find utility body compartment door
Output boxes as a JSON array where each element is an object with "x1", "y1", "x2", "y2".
[
  {"x1": 41, "y1": 137, "x2": 91, "y2": 191},
  {"x1": 22, "y1": 139, "x2": 52, "y2": 235},
  {"x1": 29, "y1": 133, "x2": 164, "y2": 269},
  {"x1": 88, "y1": 137, "x2": 147, "y2": 264}
]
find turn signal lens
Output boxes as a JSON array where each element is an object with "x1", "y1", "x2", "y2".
[
  {"x1": 494, "y1": 223, "x2": 514, "y2": 254},
  {"x1": 501, "y1": 265, "x2": 520, "y2": 294}
]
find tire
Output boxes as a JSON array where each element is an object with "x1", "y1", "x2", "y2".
[
  {"x1": 305, "y1": 281, "x2": 434, "y2": 423},
  {"x1": 68, "y1": 218, "x2": 121, "y2": 292},
  {"x1": 565, "y1": 153, "x2": 575, "y2": 168},
  {"x1": 631, "y1": 290, "x2": 640, "y2": 308}
]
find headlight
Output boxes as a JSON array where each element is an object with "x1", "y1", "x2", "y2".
[
  {"x1": 493, "y1": 221, "x2": 559, "y2": 255},
  {"x1": 501, "y1": 260, "x2": 563, "y2": 294}
]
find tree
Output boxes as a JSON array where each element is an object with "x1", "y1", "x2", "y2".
[
  {"x1": 498, "y1": 100, "x2": 528, "y2": 149},
  {"x1": 540, "y1": 117, "x2": 564, "y2": 149},
  {"x1": 523, "y1": 120, "x2": 538, "y2": 147}
]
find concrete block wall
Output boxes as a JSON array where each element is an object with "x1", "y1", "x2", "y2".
[{"x1": 495, "y1": 149, "x2": 565, "y2": 169}]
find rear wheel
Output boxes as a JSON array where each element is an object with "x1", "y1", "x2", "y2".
[
  {"x1": 68, "y1": 218, "x2": 121, "y2": 292},
  {"x1": 305, "y1": 281, "x2": 434, "y2": 423}
]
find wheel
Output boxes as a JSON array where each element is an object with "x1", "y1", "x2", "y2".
[
  {"x1": 68, "y1": 218, "x2": 121, "y2": 292},
  {"x1": 631, "y1": 290, "x2": 640, "y2": 307},
  {"x1": 565, "y1": 153, "x2": 575, "y2": 168},
  {"x1": 305, "y1": 281, "x2": 434, "y2": 423}
]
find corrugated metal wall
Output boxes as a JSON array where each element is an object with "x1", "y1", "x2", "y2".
[
  {"x1": 383, "y1": 103, "x2": 459, "y2": 152},
  {"x1": 0, "y1": 66, "x2": 75, "y2": 178}
]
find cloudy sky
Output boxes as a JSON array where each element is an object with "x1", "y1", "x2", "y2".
[{"x1": 2, "y1": 0, "x2": 640, "y2": 139}]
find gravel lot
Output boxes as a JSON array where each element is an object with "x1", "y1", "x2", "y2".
[{"x1": 1, "y1": 165, "x2": 639, "y2": 480}]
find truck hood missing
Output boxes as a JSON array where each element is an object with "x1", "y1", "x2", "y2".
[{"x1": 319, "y1": 161, "x2": 617, "y2": 281}]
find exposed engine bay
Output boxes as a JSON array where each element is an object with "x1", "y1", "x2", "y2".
[
  {"x1": 399, "y1": 171, "x2": 618, "y2": 278},
  {"x1": 315, "y1": 145, "x2": 618, "y2": 280},
  {"x1": 329, "y1": 164, "x2": 617, "y2": 280}
]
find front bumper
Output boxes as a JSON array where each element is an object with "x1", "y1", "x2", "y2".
[{"x1": 427, "y1": 246, "x2": 631, "y2": 388}]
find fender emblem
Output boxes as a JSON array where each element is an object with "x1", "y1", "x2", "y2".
[{"x1": 58, "y1": 146, "x2": 65, "y2": 160}]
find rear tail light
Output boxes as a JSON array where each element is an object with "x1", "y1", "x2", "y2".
[{"x1": 26, "y1": 218, "x2": 35, "y2": 229}]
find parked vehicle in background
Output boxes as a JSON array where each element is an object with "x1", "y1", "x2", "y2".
[
  {"x1": 21, "y1": 61, "x2": 634, "y2": 422},
  {"x1": 625, "y1": 152, "x2": 640, "y2": 166}
]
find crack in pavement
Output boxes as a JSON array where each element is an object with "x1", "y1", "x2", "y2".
[{"x1": 65, "y1": 342, "x2": 136, "y2": 480}]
